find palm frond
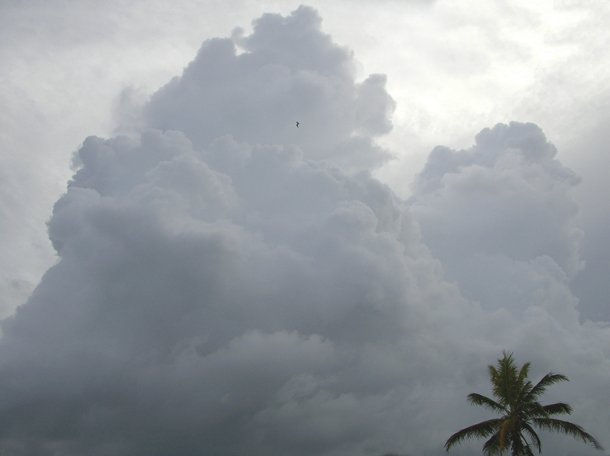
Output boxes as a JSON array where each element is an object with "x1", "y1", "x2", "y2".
[
  {"x1": 482, "y1": 432, "x2": 501, "y2": 456},
  {"x1": 524, "y1": 401, "x2": 550, "y2": 418},
  {"x1": 527, "y1": 373, "x2": 568, "y2": 400},
  {"x1": 490, "y1": 352, "x2": 519, "y2": 405},
  {"x1": 523, "y1": 443, "x2": 536, "y2": 456},
  {"x1": 533, "y1": 418, "x2": 604, "y2": 450},
  {"x1": 511, "y1": 431, "x2": 526, "y2": 456},
  {"x1": 445, "y1": 419, "x2": 503, "y2": 451},
  {"x1": 518, "y1": 379, "x2": 533, "y2": 403},
  {"x1": 488, "y1": 365, "x2": 500, "y2": 400},
  {"x1": 542, "y1": 402, "x2": 572, "y2": 416},
  {"x1": 468, "y1": 393, "x2": 506, "y2": 413},
  {"x1": 518, "y1": 362, "x2": 531, "y2": 385},
  {"x1": 522, "y1": 422, "x2": 542, "y2": 453}
]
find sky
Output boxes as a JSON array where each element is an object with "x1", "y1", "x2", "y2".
[{"x1": 1, "y1": 1, "x2": 610, "y2": 455}]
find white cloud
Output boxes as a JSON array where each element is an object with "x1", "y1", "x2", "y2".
[
  {"x1": 144, "y1": 6, "x2": 394, "y2": 172},
  {"x1": 411, "y1": 122, "x2": 583, "y2": 289},
  {"x1": 1, "y1": 4, "x2": 610, "y2": 456}
]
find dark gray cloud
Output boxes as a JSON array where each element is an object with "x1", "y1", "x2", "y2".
[{"x1": 0, "y1": 5, "x2": 608, "y2": 456}]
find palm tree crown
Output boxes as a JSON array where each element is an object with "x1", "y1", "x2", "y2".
[{"x1": 445, "y1": 352, "x2": 603, "y2": 456}]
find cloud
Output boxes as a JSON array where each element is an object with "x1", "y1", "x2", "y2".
[
  {"x1": 409, "y1": 120, "x2": 610, "y2": 453},
  {"x1": 410, "y1": 122, "x2": 584, "y2": 311},
  {"x1": 144, "y1": 6, "x2": 395, "y2": 172},
  {"x1": 0, "y1": 5, "x2": 609, "y2": 456},
  {"x1": 559, "y1": 107, "x2": 610, "y2": 322}
]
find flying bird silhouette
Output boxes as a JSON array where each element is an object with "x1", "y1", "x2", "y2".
[{"x1": 296, "y1": 121, "x2": 300, "y2": 128}]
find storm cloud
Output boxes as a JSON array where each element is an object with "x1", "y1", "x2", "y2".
[{"x1": 0, "y1": 6, "x2": 608, "y2": 456}]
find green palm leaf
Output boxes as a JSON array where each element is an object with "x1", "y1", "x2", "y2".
[
  {"x1": 541, "y1": 402, "x2": 572, "y2": 416},
  {"x1": 526, "y1": 373, "x2": 568, "y2": 401},
  {"x1": 533, "y1": 418, "x2": 604, "y2": 450},
  {"x1": 523, "y1": 401, "x2": 549, "y2": 418},
  {"x1": 523, "y1": 443, "x2": 535, "y2": 456},
  {"x1": 482, "y1": 432, "x2": 501, "y2": 456},
  {"x1": 468, "y1": 393, "x2": 506, "y2": 413},
  {"x1": 517, "y1": 362, "x2": 531, "y2": 386},
  {"x1": 522, "y1": 423, "x2": 542, "y2": 453},
  {"x1": 445, "y1": 419, "x2": 503, "y2": 450}
]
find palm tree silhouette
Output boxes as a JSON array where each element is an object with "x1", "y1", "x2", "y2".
[{"x1": 445, "y1": 352, "x2": 603, "y2": 455}]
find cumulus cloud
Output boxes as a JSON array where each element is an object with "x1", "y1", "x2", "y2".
[
  {"x1": 410, "y1": 122, "x2": 584, "y2": 312},
  {"x1": 145, "y1": 6, "x2": 395, "y2": 172},
  {"x1": 0, "y1": 5, "x2": 609, "y2": 456},
  {"x1": 409, "y1": 121, "x2": 610, "y2": 453}
]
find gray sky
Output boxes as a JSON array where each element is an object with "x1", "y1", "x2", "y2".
[{"x1": 1, "y1": 1, "x2": 610, "y2": 455}]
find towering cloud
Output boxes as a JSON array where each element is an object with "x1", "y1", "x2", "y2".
[
  {"x1": 411, "y1": 122, "x2": 583, "y2": 315},
  {"x1": 0, "y1": 6, "x2": 608, "y2": 456},
  {"x1": 144, "y1": 5, "x2": 395, "y2": 172}
]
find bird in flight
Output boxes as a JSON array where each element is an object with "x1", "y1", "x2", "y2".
[{"x1": 296, "y1": 121, "x2": 300, "y2": 128}]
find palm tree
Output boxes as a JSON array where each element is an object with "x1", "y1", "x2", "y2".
[{"x1": 445, "y1": 352, "x2": 603, "y2": 456}]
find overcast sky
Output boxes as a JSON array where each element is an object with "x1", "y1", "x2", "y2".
[{"x1": 1, "y1": 1, "x2": 610, "y2": 455}]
